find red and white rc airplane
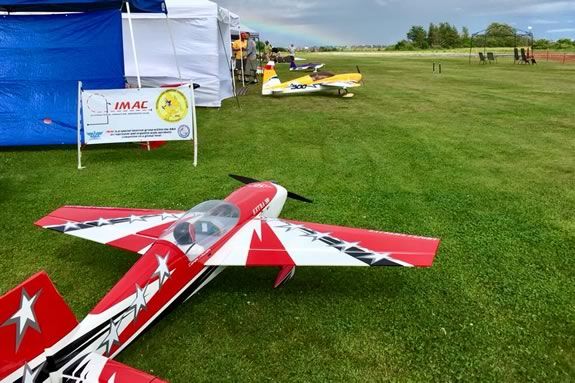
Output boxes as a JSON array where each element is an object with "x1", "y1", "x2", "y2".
[{"x1": 0, "y1": 175, "x2": 440, "y2": 383}]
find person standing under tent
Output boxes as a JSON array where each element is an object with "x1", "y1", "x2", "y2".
[
  {"x1": 245, "y1": 32, "x2": 258, "y2": 84},
  {"x1": 288, "y1": 43, "x2": 296, "y2": 62},
  {"x1": 232, "y1": 32, "x2": 247, "y2": 81}
]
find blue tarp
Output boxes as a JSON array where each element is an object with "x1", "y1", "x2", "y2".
[
  {"x1": 0, "y1": 0, "x2": 165, "y2": 13},
  {"x1": 0, "y1": 10, "x2": 125, "y2": 146}
]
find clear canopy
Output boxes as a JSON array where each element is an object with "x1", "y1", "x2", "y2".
[{"x1": 161, "y1": 200, "x2": 240, "y2": 259}]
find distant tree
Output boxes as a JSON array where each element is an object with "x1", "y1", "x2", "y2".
[
  {"x1": 255, "y1": 40, "x2": 265, "y2": 51},
  {"x1": 485, "y1": 22, "x2": 516, "y2": 46},
  {"x1": 437, "y1": 22, "x2": 460, "y2": 48},
  {"x1": 407, "y1": 25, "x2": 428, "y2": 49},
  {"x1": 392, "y1": 40, "x2": 416, "y2": 51},
  {"x1": 533, "y1": 39, "x2": 551, "y2": 49},
  {"x1": 461, "y1": 26, "x2": 470, "y2": 47},
  {"x1": 555, "y1": 38, "x2": 575, "y2": 49},
  {"x1": 427, "y1": 23, "x2": 439, "y2": 48}
]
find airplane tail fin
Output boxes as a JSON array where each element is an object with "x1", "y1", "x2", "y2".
[
  {"x1": 0, "y1": 272, "x2": 78, "y2": 381},
  {"x1": 262, "y1": 61, "x2": 281, "y2": 95}
]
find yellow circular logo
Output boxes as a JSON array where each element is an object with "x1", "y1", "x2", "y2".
[{"x1": 156, "y1": 89, "x2": 189, "y2": 122}]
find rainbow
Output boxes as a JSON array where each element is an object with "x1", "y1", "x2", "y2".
[{"x1": 241, "y1": 15, "x2": 346, "y2": 46}]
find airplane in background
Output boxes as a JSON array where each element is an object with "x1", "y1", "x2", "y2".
[
  {"x1": 262, "y1": 61, "x2": 363, "y2": 97},
  {"x1": 289, "y1": 60, "x2": 325, "y2": 72},
  {"x1": 0, "y1": 175, "x2": 440, "y2": 383}
]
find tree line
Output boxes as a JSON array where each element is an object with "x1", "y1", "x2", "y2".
[{"x1": 392, "y1": 22, "x2": 575, "y2": 50}]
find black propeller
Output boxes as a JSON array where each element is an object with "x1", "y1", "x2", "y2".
[
  {"x1": 229, "y1": 174, "x2": 313, "y2": 203},
  {"x1": 356, "y1": 65, "x2": 365, "y2": 86}
]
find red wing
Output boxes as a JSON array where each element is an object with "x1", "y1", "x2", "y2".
[
  {"x1": 206, "y1": 218, "x2": 439, "y2": 267},
  {"x1": 35, "y1": 206, "x2": 185, "y2": 254}
]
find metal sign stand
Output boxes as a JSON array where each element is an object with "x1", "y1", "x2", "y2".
[{"x1": 77, "y1": 81, "x2": 85, "y2": 170}]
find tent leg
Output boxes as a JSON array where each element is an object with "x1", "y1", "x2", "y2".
[
  {"x1": 126, "y1": 1, "x2": 142, "y2": 89},
  {"x1": 191, "y1": 85, "x2": 198, "y2": 167},
  {"x1": 165, "y1": 15, "x2": 182, "y2": 81},
  {"x1": 77, "y1": 81, "x2": 85, "y2": 170}
]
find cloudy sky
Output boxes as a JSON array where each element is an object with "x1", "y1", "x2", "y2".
[{"x1": 216, "y1": 0, "x2": 575, "y2": 46}]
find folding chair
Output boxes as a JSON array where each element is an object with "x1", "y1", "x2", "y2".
[
  {"x1": 487, "y1": 52, "x2": 496, "y2": 63},
  {"x1": 520, "y1": 48, "x2": 530, "y2": 64},
  {"x1": 514, "y1": 47, "x2": 520, "y2": 64},
  {"x1": 478, "y1": 52, "x2": 488, "y2": 64}
]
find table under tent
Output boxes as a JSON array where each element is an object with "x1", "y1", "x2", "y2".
[{"x1": 122, "y1": 0, "x2": 240, "y2": 107}]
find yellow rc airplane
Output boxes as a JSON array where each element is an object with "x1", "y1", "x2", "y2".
[{"x1": 262, "y1": 61, "x2": 362, "y2": 98}]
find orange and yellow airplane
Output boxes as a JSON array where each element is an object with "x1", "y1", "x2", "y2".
[{"x1": 262, "y1": 61, "x2": 362, "y2": 98}]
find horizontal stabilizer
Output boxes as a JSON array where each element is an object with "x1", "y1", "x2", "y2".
[{"x1": 55, "y1": 352, "x2": 167, "y2": 383}]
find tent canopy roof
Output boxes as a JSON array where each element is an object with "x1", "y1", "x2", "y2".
[
  {"x1": 231, "y1": 23, "x2": 259, "y2": 38},
  {"x1": 120, "y1": 0, "x2": 238, "y2": 24},
  {"x1": 0, "y1": 0, "x2": 165, "y2": 13},
  {"x1": 471, "y1": 28, "x2": 533, "y2": 38}
]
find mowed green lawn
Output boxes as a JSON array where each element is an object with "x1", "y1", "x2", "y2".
[{"x1": 1, "y1": 54, "x2": 573, "y2": 381}]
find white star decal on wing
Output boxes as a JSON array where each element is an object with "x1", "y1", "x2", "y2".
[
  {"x1": 356, "y1": 252, "x2": 391, "y2": 265},
  {"x1": 63, "y1": 221, "x2": 80, "y2": 232},
  {"x1": 340, "y1": 241, "x2": 361, "y2": 251},
  {"x1": 99, "y1": 319, "x2": 121, "y2": 356},
  {"x1": 152, "y1": 253, "x2": 172, "y2": 288},
  {"x1": 96, "y1": 217, "x2": 110, "y2": 226},
  {"x1": 161, "y1": 212, "x2": 178, "y2": 220},
  {"x1": 299, "y1": 231, "x2": 324, "y2": 241},
  {"x1": 22, "y1": 363, "x2": 40, "y2": 383},
  {"x1": 1, "y1": 288, "x2": 41, "y2": 351},
  {"x1": 108, "y1": 373, "x2": 117, "y2": 383},
  {"x1": 276, "y1": 222, "x2": 305, "y2": 232},
  {"x1": 130, "y1": 284, "x2": 148, "y2": 320},
  {"x1": 129, "y1": 215, "x2": 146, "y2": 224}
]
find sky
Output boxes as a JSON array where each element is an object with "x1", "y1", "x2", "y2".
[{"x1": 216, "y1": 0, "x2": 575, "y2": 46}]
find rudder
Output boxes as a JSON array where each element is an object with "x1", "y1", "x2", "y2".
[
  {"x1": 262, "y1": 61, "x2": 281, "y2": 95},
  {"x1": 0, "y1": 271, "x2": 78, "y2": 381}
]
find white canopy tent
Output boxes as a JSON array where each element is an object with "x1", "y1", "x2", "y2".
[{"x1": 122, "y1": 0, "x2": 240, "y2": 107}]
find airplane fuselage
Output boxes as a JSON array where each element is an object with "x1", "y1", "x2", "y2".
[{"x1": 38, "y1": 183, "x2": 288, "y2": 381}]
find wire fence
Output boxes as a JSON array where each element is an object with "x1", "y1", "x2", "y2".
[{"x1": 534, "y1": 50, "x2": 575, "y2": 64}]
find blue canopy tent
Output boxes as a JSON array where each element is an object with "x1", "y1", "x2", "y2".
[{"x1": 0, "y1": 0, "x2": 165, "y2": 146}]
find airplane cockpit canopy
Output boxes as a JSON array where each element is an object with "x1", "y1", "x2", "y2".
[
  {"x1": 161, "y1": 200, "x2": 240, "y2": 260},
  {"x1": 310, "y1": 71, "x2": 334, "y2": 81}
]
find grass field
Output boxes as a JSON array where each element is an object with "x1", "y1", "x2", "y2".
[{"x1": 1, "y1": 54, "x2": 574, "y2": 382}]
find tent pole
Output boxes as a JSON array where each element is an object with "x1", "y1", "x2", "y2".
[
  {"x1": 190, "y1": 84, "x2": 198, "y2": 167},
  {"x1": 77, "y1": 81, "x2": 84, "y2": 170},
  {"x1": 240, "y1": 34, "x2": 245, "y2": 87},
  {"x1": 469, "y1": 35, "x2": 473, "y2": 64},
  {"x1": 165, "y1": 14, "x2": 182, "y2": 81},
  {"x1": 126, "y1": 1, "x2": 142, "y2": 89},
  {"x1": 217, "y1": 21, "x2": 241, "y2": 108}
]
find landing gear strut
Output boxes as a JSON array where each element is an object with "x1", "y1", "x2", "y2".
[{"x1": 339, "y1": 88, "x2": 354, "y2": 98}]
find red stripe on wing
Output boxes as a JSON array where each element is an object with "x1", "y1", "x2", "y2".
[
  {"x1": 107, "y1": 235, "x2": 156, "y2": 253},
  {"x1": 137, "y1": 222, "x2": 174, "y2": 238}
]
